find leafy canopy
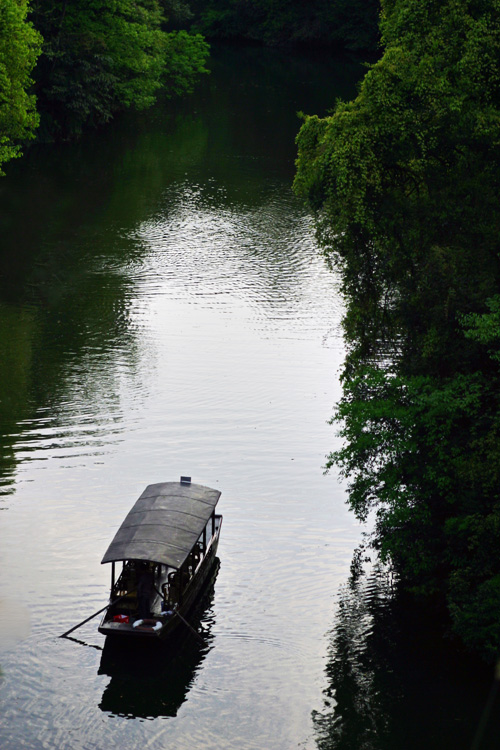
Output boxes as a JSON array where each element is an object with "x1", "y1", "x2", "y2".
[
  {"x1": 189, "y1": 0, "x2": 380, "y2": 52},
  {"x1": 295, "y1": 0, "x2": 500, "y2": 659},
  {"x1": 0, "y1": 0, "x2": 42, "y2": 173},
  {"x1": 31, "y1": 0, "x2": 209, "y2": 139}
]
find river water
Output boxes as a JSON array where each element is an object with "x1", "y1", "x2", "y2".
[{"x1": 0, "y1": 45, "x2": 498, "y2": 750}]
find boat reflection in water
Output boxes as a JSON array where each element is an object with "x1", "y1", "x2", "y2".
[
  {"x1": 314, "y1": 553, "x2": 500, "y2": 750},
  {"x1": 98, "y1": 561, "x2": 219, "y2": 719}
]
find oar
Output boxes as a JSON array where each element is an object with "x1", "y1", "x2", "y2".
[
  {"x1": 173, "y1": 609, "x2": 205, "y2": 643},
  {"x1": 59, "y1": 591, "x2": 133, "y2": 639}
]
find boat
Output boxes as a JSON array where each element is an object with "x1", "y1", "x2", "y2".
[
  {"x1": 98, "y1": 477, "x2": 222, "y2": 639},
  {"x1": 98, "y1": 563, "x2": 219, "y2": 717}
]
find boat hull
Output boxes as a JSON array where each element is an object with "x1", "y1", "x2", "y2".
[{"x1": 98, "y1": 524, "x2": 221, "y2": 641}]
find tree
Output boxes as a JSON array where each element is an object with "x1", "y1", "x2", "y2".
[
  {"x1": 30, "y1": 0, "x2": 209, "y2": 139},
  {"x1": 294, "y1": 0, "x2": 500, "y2": 659},
  {"x1": 0, "y1": 0, "x2": 41, "y2": 174},
  {"x1": 189, "y1": 0, "x2": 380, "y2": 52}
]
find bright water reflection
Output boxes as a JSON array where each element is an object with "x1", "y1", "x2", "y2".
[{"x1": 0, "y1": 45, "x2": 363, "y2": 750}]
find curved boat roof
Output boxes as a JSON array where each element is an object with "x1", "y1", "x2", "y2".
[{"x1": 101, "y1": 481, "x2": 221, "y2": 569}]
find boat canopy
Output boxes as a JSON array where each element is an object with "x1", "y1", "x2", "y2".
[{"x1": 101, "y1": 481, "x2": 221, "y2": 569}]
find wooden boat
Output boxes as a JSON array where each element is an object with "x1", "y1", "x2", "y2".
[
  {"x1": 98, "y1": 477, "x2": 222, "y2": 640},
  {"x1": 98, "y1": 561, "x2": 219, "y2": 716}
]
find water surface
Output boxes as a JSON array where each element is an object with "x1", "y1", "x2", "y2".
[
  {"x1": 0, "y1": 44, "x2": 496, "y2": 750},
  {"x1": 0, "y1": 45, "x2": 363, "y2": 750},
  {"x1": 315, "y1": 562, "x2": 500, "y2": 750}
]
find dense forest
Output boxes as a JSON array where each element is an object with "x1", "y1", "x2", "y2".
[
  {"x1": 0, "y1": 0, "x2": 380, "y2": 175},
  {"x1": 187, "y1": 0, "x2": 380, "y2": 52},
  {"x1": 295, "y1": 0, "x2": 500, "y2": 661},
  {"x1": 0, "y1": 0, "x2": 209, "y2": 171}
]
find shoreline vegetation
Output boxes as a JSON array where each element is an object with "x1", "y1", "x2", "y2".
[
  {"x1": 186, "y1": 0, "x2": 380, "y2": 52},
  {"x1": 0, "y1": 0, "x2": 379, "y2": 175},
  {"x1": 0, "y1": 0, "x2": 211, "y2": 172},
  {"x1": 294, "y1": 0, "x2": 500, "y2": 662}
]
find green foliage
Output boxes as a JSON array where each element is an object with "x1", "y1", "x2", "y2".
[
  {"x1": 189, "y1": 0, "x2": 380, "y2": 52},
  {"x1": 162, "y1": 30, "x2": 209, "y2": 97},
  {"x1": 330, "y1": 363, "x2": 500, "y2": 589},
  {"x1": 448, "y1": 560, "x2": 500, "y2": 663},
  {"x1": 295, "y1": 0, "x2": 500, "y2": 375},
  {"x1": 30, "y1": 0, "x2": 209, "y2": 139},
  {"x1": 160, "y1": 0, "x2": 193, "y2": 24},
  {"x1": 0, "y1": 0, "x2": 42, "y2": 173},
  {"x1": 295, "y1": 0, "x2": 500, "y2": 660},
  {"x1": 462, "y1": 296, "x2": 500, "y2": 362},
  {"x1": 295, "y1": 0, "x2": 500, "y2": 377}
]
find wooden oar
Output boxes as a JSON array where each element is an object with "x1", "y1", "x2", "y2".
[
  {"x1": 173, "y1": 609, "x2": 205, "y2": 643},
  {"x1": 59, "y1": 591, "x2": 133, "y2": 639}
]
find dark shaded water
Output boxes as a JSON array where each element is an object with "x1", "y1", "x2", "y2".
[
  {"x1": 0, "y1": 43, "x2": 497, "y2": 750},
  {"x1": 315, "y1": 560, "x2": 500, "y2": 750}
]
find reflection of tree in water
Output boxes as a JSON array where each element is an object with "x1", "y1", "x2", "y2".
[
  {"x1": 98, "y1": 565, "x2": 218, "y2": 719},
  {"x1": 314, "y1": 551, "x2": 500, "y2": 750}
]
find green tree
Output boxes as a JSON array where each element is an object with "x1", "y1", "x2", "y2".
[
  {"x1": 295, "y1": 0, "x2": 500, "y2": 371},
  {"x1": 31, "y1": 0, "x2": 208, "y2": 139},
  {"x1": 294, "y1": 0, "x2": 500, "y2": 659},
  {"x1": 189, "y1": 0, "x2": 380, "y2": 52},
  {"x1": 0, "y1": 0, "x2": 41, "y2": 174}
]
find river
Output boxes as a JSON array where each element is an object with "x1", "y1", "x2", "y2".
[{"x1": 0, "y1": 44, "x2": 498, "y2": 750}]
